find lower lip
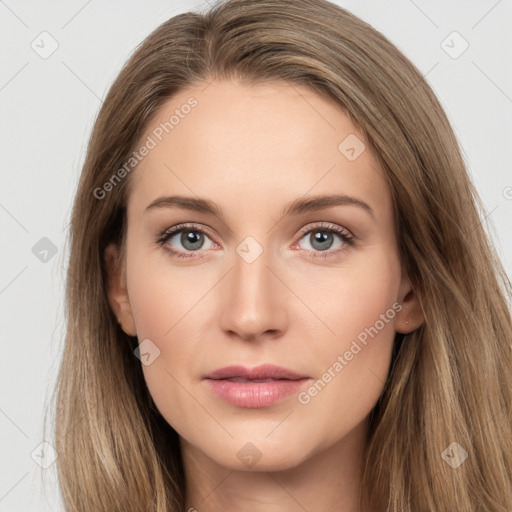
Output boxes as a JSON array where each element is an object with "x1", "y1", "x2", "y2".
[{"x1": 205, "y1": 378, "x2": 309, "y2": 408}]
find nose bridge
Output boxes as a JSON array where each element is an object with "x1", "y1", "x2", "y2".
[
  {"x1": 219, "y1": 235, "x2": 287, "y2": 339},
  {"x1": 232, "y1": 237, "x2": 275, "y2": 312},
  {"x1": 233, "y1": 240, "x2": 272, "y2": 300}
]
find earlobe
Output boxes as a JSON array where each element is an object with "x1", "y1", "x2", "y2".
[
  {"x1": 104, "y1": 243, "x2": 137, "y2": 336},
  {"x1": 395, "y1": 274, "x2": 424, "y2": 334}
]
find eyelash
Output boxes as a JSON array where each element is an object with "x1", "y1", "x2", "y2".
[{"x1": 156, "y1": 222, "x2": 355, "y2": 260}]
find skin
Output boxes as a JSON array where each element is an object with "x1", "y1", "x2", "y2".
[{"x1": 106, "y1": 78, "x2": 424, "y2": 512}]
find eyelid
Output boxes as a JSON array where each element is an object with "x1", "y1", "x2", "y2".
[
  {"x1": 295, "y1": 221, "x2": 353, "y2": 240},
  {"x1": 161, "y1": 222, "x2": 215, "y2": 238}
]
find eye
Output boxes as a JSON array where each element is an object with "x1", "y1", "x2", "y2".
[
  {"x1": 156, "y1": 223, "x2": 217, "y2": 259},
  {"x1": 293, "y1": 222, "x2": 355, "y2": 259},
  {"x1": 156, "y1": 221, "x2": 355, "y2": 260}
]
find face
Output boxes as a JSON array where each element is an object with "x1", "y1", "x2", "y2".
[{"x1": 107, "y1": 78, "x2": 416, "y2": 472}]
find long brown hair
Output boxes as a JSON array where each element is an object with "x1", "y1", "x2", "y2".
[{"x1": 49, "y1": 0, "x2": 512, "y2": 510}]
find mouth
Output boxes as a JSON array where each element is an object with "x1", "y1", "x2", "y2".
[
  {"x1": 204, "y1": 363, "x2": 308, "y2": 381},
  {"x1": 219, "y1": 377, "x2": 294, "y2": 383},
  {"x1": 203, "y1": 364, "x2": 311, "y2": 408}
]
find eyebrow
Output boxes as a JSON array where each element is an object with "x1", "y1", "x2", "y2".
[{"x1": 145, "y1": 193, "x2": 375, "y2": 220}]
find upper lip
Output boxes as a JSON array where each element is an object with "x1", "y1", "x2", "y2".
[{"x1": 204, "y1": 364, "x2": 308, "y2": 380}]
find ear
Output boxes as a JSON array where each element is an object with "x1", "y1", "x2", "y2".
[
  {"x1": 104, "y1": 243, "x2": 137, "y2": 336},
  {"x1": 395, "y1": 273, "x2": 424, "y2": 334}
]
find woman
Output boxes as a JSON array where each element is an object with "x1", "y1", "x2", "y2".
[{"x1": 52, "y1": 0, "x2": 512, "y2": 510}]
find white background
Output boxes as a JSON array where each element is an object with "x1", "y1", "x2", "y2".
[{"x1": 0, "y1": 0, "x2": 511, "y2": 510}]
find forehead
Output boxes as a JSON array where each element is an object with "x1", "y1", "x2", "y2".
[{"x1": 127, "y1": 79, "x2": 390, "y2": 220}]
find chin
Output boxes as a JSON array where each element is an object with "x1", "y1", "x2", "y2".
[{"x1": 198, "y1": 434, "x2": 315, "y2": 472}]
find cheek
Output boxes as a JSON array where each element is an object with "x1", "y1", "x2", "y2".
[
  {"x1": 125, "y1": 248, "x2": 215, "y2": 426},
  {"x1": 291, "y1": 244, "x2": 401, "y2": 345},
  {"x1": 292, "y1": 249, "x2": 400, "y2": 440},
  {"x1": 126, "y1": 244, "x2": 210, "y2": 343},
  {"x1": 127, "y1": 281, "x2": 199, "y2": 437}
]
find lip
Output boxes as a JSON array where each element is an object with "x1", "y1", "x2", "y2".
[{"x1": 203, "y1": 364, "x2": 311, "y2": 408}]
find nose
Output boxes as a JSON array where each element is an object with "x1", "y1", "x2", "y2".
[{"x1": 219, "y1": 244, "x2": 288, "y2": 342}]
